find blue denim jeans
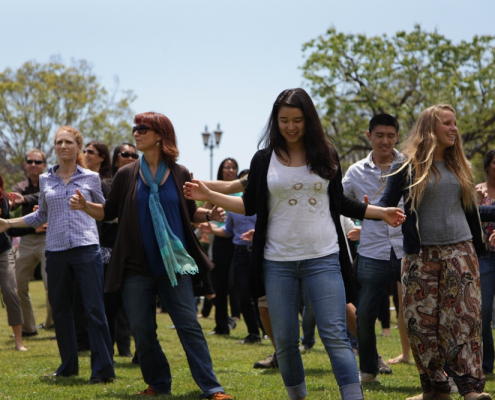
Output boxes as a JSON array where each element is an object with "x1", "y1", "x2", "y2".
[
  {"x1": 301, "y1": 288, "x2": 358, "y2": 350},
  {"x1": 356, "y1": 249, "x2": 401, "y2": 375},
  {"x1": 263, "y1": 254, "x2": 362, "y2": 400},
  {"x1": 479, "y1": 252, "x2": 495, "y2": 373},
  {"x1": 121, "y1": 274, "x2": 224, "y2": 396},
  {"x1": 45, "y1": 245, "x2": 115, "y2": 379}
]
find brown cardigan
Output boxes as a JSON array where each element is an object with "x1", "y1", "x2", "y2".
[{"x1": 103, "y1": 160, "x2": 213, "y2": 292}]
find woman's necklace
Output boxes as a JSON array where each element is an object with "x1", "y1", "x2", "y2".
[{"x1": 56, "y1": 168, "x2": 75, "y2": 179}]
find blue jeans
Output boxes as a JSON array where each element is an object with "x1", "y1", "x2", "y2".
[
  {"x1": 121, "y1": 274, "x2": 224, "y2": 396},
  {"x1": 264, "y1": 254, "x2": 362, "y2": 400},
  {"x1": 45, "y1": 245, "x2": 114, "y2": 379},
  {"x1": 356, "y1": 249, "x2": 401, "y2": 375},
  {"x1": 480, "y1": 252, "x2": 495, "y2": 373},
  {"x1": 301, "y1": 289, "x2": 358, "y2": 350}
]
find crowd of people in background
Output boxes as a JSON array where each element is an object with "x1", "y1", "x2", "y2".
[{"x1": 0, "y1": 87, "x2": 495, "y2": 400}]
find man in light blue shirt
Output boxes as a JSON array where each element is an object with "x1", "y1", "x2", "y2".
[{"x1": 342, "y1": 114, "x2": 404, "y2": 383}]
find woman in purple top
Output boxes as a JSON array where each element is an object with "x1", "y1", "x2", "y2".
[{"x1": 0, "y1": 126, "x2": 115, "y2": 383}]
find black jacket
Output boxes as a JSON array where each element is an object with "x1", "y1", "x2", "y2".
[
  {"x1": 377, "y1": 162, "x2": 495, "y2": 256},
  {"x1": 242, "y1": 148, "x2": 367, "y2": 302}
]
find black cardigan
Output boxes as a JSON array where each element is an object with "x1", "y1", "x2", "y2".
[
  {"x1": 102, "y1": 161, "x2": 214, "y2": 292},
  {"x1": 242, "y1": 148, "x2": 367, "y2": 302}
]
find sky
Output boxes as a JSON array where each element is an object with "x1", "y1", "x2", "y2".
[{"x1": 2, "y1": 0, "x2": 495, "y2": 179}]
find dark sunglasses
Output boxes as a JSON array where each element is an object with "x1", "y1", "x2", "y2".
[
  {"x1": 26, "y1": 159, "x2": 45, "y2": 165},
  {"x1": 83, "y1": 149, "x2": 99, "y2": 155},
  {"x1": 132, "y1": 124, "x2": 152, "y2": 135},
  {"x1": 118, "y1": 151, "x2": 139, "y2": 159}
]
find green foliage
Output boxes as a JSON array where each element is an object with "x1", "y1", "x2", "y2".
[
  {"x1": 301, "y1": 25, "x2": 495, "y2": 166},
  {"x1": 0, "y1": 57, "x2": 136, "y2": 189}
]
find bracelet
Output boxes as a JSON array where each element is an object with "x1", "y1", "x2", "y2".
[
  {"x1": 206, "y1": 210, "x2": 212, "y2": 222},
  {"x1": 7, "y1": 220, "x2": 13, "y2": 229}
]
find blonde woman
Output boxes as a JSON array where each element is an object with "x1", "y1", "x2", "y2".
[
  {"x1": 377, "y1": 105, "x2": 495, "y2": 400},
  {"x1": 0, "y1": 126, "x2": 114, "y2": 383}
]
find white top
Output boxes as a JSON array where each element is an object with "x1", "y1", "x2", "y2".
[
  {"x1": 342, "y1": 150, "x2": 404, "y2": 260},
  {"x1": 264, "y1": 151, "x2": 339, "y2": 261}
]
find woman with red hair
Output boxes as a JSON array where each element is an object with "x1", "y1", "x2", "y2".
[{"x1": 69, "y1": 112, "x2": 232, "y2": 399}]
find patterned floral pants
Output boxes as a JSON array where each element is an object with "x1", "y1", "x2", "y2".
[{"x1": 402, "y1": 240, "x2": 485, "y2": 395}]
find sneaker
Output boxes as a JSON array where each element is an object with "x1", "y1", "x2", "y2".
[
  {"x1": 237, "y1": 334, "x2": 261, "y2": 344},
  {"x1": 299, "y1": 344, "x2": 312, "y2": 352},
  {"x1": 359, "y1": 371, "x2": 380, "y2": 383},
  {"x1": 203, "y1": 392, "x2": 233, "y2": 399},
  {"x1": 377, "y1": 354, "x2": 392, "y2": 374},
  {"x1": 253, "y1": 352, "x2": 278, "y2": 369},
  {"x1": 227, "y1": 317, "x2": 237, "y2": 331},
  {"x1": 137, "y1": 386, "x2": 157, "y2": 396}
]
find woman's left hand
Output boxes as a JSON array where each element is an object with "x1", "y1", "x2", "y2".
[
  {"x1": 382, "y1": 207, "x2": 406, "y2": 227},
  {"x1": 210, "y1": 205, "x2": 226, "y2": 222}
]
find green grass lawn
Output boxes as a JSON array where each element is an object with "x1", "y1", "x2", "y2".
[{"x1": 1, "y1": 281, "x2": 494, "y2": 399}]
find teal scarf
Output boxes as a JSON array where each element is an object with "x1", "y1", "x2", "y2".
[{"x1": 140, "y1": 157, "x2": 198, "y2": 286}]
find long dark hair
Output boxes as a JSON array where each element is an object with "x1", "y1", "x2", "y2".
[
  {"x1": 111, "y1": 142, "x2": 137, "y2": 176},
  {"x1": 216, "y1": 158, "x2": 239, "y2": 181},
  {"x1": 86, "y1": 141, "x2": 111, "y2": 179},
  {"x1": 258, "y1": 88, "x2": 337, "y2": 180},
  {"x1": 484, "y1": 149, "x2": 495, "y2": 178}
]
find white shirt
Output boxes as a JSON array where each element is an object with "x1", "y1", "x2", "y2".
[
  {"x1": 264, "y1": 151, "x2": 339, "y2": 261},
  {"x1": 342, "y1": 150, "x2": 404, "y2": 260}
]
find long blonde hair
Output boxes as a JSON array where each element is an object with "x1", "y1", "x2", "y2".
[
  {"x1": 397, "y1": 104, "x2": 477, "y2": 212},
  {"x1": 54, "y1": 126, "x2": 87, "y2": 168}
]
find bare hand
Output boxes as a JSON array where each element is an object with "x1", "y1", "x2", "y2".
[
  {"x1": 363, "y1": 195, "x2": 370, "y2": 205},
  {"x1": 210, "y1": 205, "x2": 226, "y2": 222},
  {"x1": 35, "y1": 223, "x2": 47, "y2": 233},
  {"x1": 184, "y1": 180, "x2": 210, "y2": 201},
  {"x1": 347, "y1": 227, "x2": 361, "y2": 241},
  {"x1": 8, "y1": 192, "x2": 25, "y2": 205},
  {"x1": 476, "y1": 186, "x2": 488, "y2": 205},
  {"x1": 198, "y1": 222, "x2": 213, "y2": 234},
  {"x1": 70, "y1": 189, "x2": 87, "y2": 210},
  {"x1": 33, "y1": 205, "x2": 39, "y2": 212},
  {"x1": 241, "y1": 229, "x2": 254, "y2": 242},
  {"x1": 382, "y1": 208, "x2": 406, "y2": 227}
]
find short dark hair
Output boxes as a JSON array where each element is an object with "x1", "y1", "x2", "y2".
[
  {"x1": 484, "y1": 149, "x2": 495, "y2": 176},
  {"x1": 238, "y1": 169, "x2": 249, "y2": 179},
  {"x1": 369, "y1": 114, "x2": 400, "y2": 134},
  {"x1": 111, "y1": 142, "x2": 137, "y2": 176}
]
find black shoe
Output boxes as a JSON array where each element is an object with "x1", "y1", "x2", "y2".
[
  {"x1": 132, "y1": 351, "x2": 139, "y2": 365},
  {"x1": 253, "y1": 352, "x2": 278, "y2": 369},
  {"x1": 227, "y1": 317, "x2": 237, "y2": 331},
  {"x1": 237, "y1": 334, "x2": 261, "y2": 344},
  {"x1": 89, "y1": 378, "x2": 112, "y2": 384},
  {"x1": 11, "y1": 330, "x2": 38, "y2": 338},
  {"x1": 377, "y1": 354, "x2": 392, "y2": 374},
  {"x1": 207, "y1": 327, "x2": 230, "y2": 335},
  {"x1": 119, "y1": 350, "x2": 133, "y2": 358}
]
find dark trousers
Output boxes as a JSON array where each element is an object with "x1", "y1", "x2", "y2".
[
  {"x1": 232, "y1": 247, "x2": 260, "y2": 335},
  {"x1": 211, "y1": 236, "x2": 235, "y2": 333},
  {"x1": 45, "y1": 245, "x2": 114, "y2": 379}
]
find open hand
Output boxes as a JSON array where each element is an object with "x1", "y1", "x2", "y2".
[
  {"x1": 241, "y1": 229, "x2": 254, "y2": 242},
  {"x1": 184, "y1": 180, "x2": 210, "y2": 201},
  {"x1": 69, "y1": 189, "x2": 87, "y2": 210},
  {"x1": 8, "y1": 192, "x2": 25, "y2": 205},
  {"x1": 198, "y1": 222, "x2": 213, "y2": 234}
]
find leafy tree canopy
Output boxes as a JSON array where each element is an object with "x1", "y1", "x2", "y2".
[
  {"x1": 301, "y1": 24, "x2": 495, "y2": 177},
  {"x1": 0, "y1": 57, "x2": 136, "y2": 189}
]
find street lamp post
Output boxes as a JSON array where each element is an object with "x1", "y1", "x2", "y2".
[{"x1": 202, "y1": 124, "x2": 223, "y2": 180}]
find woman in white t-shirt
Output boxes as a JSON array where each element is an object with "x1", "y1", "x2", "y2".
[{"x1": 184, "y1": 88, "x2": 405, "y2": 400}]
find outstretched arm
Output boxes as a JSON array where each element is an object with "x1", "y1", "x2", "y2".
[
  {"x1": 184, "y1": 179, "x2": 246, "y2": 215},
  {"x1": 69, "y1": 189, "x2": 105, "y2": 221}
]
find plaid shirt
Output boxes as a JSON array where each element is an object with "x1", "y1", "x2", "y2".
[{"x1": 24, "y1": 165, "x2": 104, "y2": 251}]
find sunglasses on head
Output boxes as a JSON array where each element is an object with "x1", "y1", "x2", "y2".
[
  {"x1": 132, "y1": 124, "x2": 152, "y2": 135},
  {"x1": 83, "y1": 149, "x2": 99, "y2": 155},
  {"x1": 118, "y1": 151, "x2": 139, "y2": 159},
  {"x1": 26, "y1": 159, "x2": 44, "y2": 165}
]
